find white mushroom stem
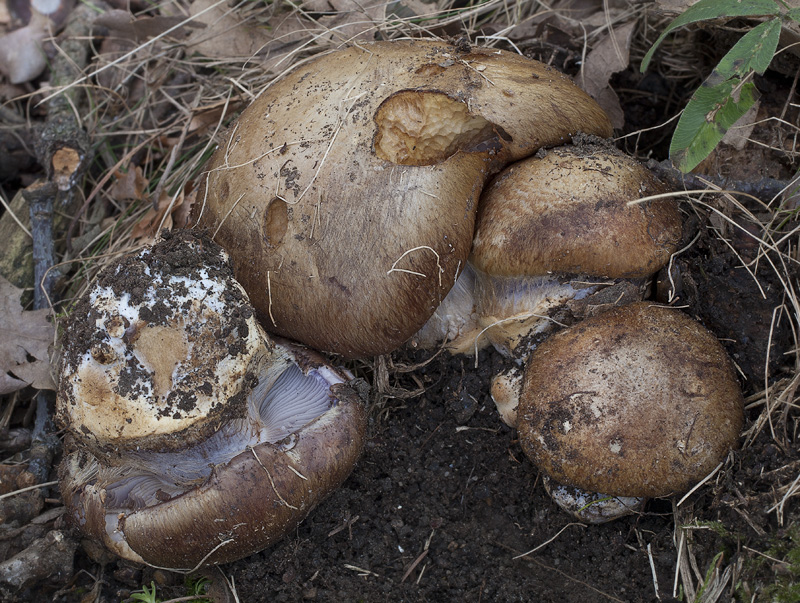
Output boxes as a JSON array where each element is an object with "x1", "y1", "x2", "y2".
[
  {"x1": 490, "y1": 366, "x2": 523, "y2": 428},
  {"x1": 475, "y1": 271, "x2": 597, "y2": 359},
  {"x1": 542, "y1": 476, "x2": 645, "y2": 524},
  {"x1": 409, "y1": 263, "x2": 488, "y2": 355}
]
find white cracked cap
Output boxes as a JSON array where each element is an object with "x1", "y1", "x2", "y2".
[{"x1": 57, "y1": 232, "x2": 269, "y2": 453}]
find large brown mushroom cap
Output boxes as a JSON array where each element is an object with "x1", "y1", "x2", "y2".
[
  {"x1": 60, "y1": 383, "x2": 367, "y2": 568},
  {"x1": 194, "y1": 40, "x2": 612, "y2": 358},
  {"x1": 471, "y1": 143, "x2": 682, "y2": 279},
  {"x1": 517, "y1": 302, "x2": 744, "y2": 498}
]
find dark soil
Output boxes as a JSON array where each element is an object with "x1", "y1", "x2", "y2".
[{"x1": 101, "y1": 346, "x2": 678, "y2": 603}]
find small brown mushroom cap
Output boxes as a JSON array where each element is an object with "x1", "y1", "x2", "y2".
[
  {"x1": 471, "y1": 143, "x2": 682, "y2": 279},
  {"x1": 518, "y1": 302, "x2": 744, "y2": 498},
  {"x1": 470, "y1": 142, "x2": 682, "y2": 357},
  {"x1": 194, "y1": 40, "x2": 612, "y2": 358}
]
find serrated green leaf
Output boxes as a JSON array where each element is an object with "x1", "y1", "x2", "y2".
[
  {"x1": 788, "y1": 7, "x2": 800, "y2": 21},
  {"x1": 641, "y1": 0, "x2": 781, "y2": 72},
  {"x1": 706, "y1": 17, "x2": 781, "y2": 85},
  {"x1": 670, "y1": 81, "x2": 759, "y2": 172}
]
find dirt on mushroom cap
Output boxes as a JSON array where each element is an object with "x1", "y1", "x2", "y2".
[
  {"x1": 56, "y1": 230, "x2": 266, "y2": 455},
  {"x1": 517, "y1": 301, "x2": 745, "y2": 498},
  {"x1": 471, "y1": 140, "x2": 682, "y2": 279}
]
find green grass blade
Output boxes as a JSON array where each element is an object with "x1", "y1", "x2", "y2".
[{"x1": 641, "y1": 0, "x2": 780, "y2": 72}]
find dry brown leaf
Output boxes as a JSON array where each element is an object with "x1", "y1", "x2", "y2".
[
  {"x1": 94, "y1": 9, "x2": 200, "y2": 42},
  {"x1": 257, "y1": 11, "x2": 316, "y2": 73},
  {"x1": 316, "y1": 0, "x2": 385, "y2": 42},
  {"x1": 131, "y1": 190, "x2": 185, "y2": 243},
  {"x1": 0, "y1": 276, "x2": 55, "y2": 394},
  {"x1": 186, "y1": 0, "x2": 284, "y2": 59},
  {"x1": 159, "y1": 102, "x2": 243, "y2": 146},
  {"x1": 110, "y1": 165, "x2": 147, "y2": 203},
  {"x1": 497, "y1": 0, "x2": 601, "y2": 42},
  {"x1": 575, "y1": 20, "x2": 635, "y2": 128}
]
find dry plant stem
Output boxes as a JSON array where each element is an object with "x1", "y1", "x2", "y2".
[
  {"x1": 23, "y1": 3, "x2": 96, "y2": 487},
  {"x1": 649, "y1": 159, "x2": 791, "y2": 204}
]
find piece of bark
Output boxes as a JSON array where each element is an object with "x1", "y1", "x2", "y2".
[{"x1": 0, "y1": 530, "x2": 77, "y2": 597}]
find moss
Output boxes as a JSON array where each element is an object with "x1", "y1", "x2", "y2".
[{"x1": 737, "y1": 524, "x2": 800, "y2": 602}]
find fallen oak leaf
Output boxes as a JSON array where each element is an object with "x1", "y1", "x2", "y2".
[{"x1": 0, "y1": 276, "x2": 55, "y2": 393}]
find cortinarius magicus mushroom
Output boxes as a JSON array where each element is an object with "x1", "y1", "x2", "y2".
[
  {"x1": 471, "y1": 142, "x2": 682, "y2": 359},
  {"x1": 517, "y1": 302, "x2": 744, "y2": 518},
  {"x1": 57, "y1": 231, "x2": 367, "y2": 568},
  {"x1": 193, "y1": 39, "x2": 613, "y2": 358},
  {"x1": 410, "y1": 140, "x2": 682, "y2": 360}
]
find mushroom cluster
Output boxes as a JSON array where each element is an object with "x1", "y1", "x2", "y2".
[
  {"x1": 57, "y1": 231, "x2": 366, "y2": 568},
  {"x1": 193, "y1": 39, "x2": 613, "y2": 358},
  {"x1": 412, "y1": 140, "x2": 683, "y2": 359},
  {"x1": 188, "y1": 40, "x2": 743, "y2": 523},
  {"x1": 57, "y1": 38, "x2": 745, "y2": 567}
]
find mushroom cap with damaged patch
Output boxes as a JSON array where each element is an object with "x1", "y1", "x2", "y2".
[
  {"x1": 517, "y1": 302, "x2": 744, "y2": 499},
  {"x1": 57, "y1": 232, "x2": 368, "y2": 568},
  {"x1": 193, "y1": 39, "x2": 612, "y2": 358},
  {"x1": 56, "y1": 231, "x2": 265, "y2": 455}
]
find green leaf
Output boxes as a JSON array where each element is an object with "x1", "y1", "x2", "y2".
[
  {"x1": 788, "y1": 7, "x2": 800, "y2": 22},
  {"x1": 670, "y1": 80, "x2": 759, "y2": 172},
  {"x1": 130, "y1": 582, "x2": 160, "y2": 603},
  {"x1": 641, "y1": 0, "x2": 781, "y2": 72},
  {"x1": 695, "y1": 552, "x2": 725, "y2": 600},
  {"x1": 706, "y1": 18, "x2": 781, "y2": 85}
]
